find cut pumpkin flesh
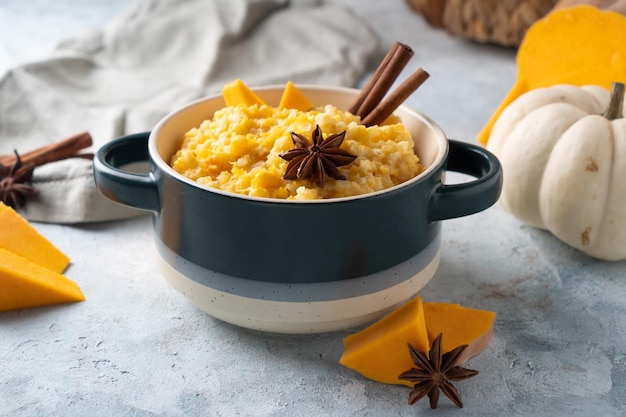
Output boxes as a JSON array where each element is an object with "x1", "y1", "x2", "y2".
[
  {"x1": 221, "y1": 79, "x2": 266, "y2": 107},
  {"x1": 423, "y1": 302, "x2": 496, "y2": 365},
  {"x1": 0, "y1": 248, "x2": 85, "y2": 312},
  {"x1": 478, "y1": 6, "x2": 626, "y2": 145},
  {"x1": 340, "y1": 296, "x2": 430, "y2": 387},
  {"x1": 340, "y1": 297, "x2": 495, "y2": 387},
  {"x1": 0, "y1": 202, "x2": 69, "y2": 273},
  {"x1": 278, "y1": 81, "x2": 314, "y2": 111}
]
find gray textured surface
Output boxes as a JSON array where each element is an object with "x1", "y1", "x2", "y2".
[{"x1": 2, "y1": 1, "x2": 625, "y2": 416}]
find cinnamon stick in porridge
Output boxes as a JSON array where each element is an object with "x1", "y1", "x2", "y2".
[
  {"x1": 362, "y1": 67, "x2": 429, "y2": 127},
  {"x1": 348, "y1": 42, "x2": 414, "y2": 118}
]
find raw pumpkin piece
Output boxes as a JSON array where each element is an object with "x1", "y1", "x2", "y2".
[
  {"x1": 340, "y1": 298, "x2": 496, "y2": 387},
  {"x1": 478, "y1": 5, "x2": 626, "y2": 145},
  {"x1": 0, "y1": 202, "x2": 69, "y2": 273},
  {"x1": 423, "y1": 302, "x2": 496, "y2": 365},
  {"x1": 278, "y1": 81, "x2": 314, "y2": 111},
  {"x1": 222, "y1": 79, "x2": 266, "y2": 107},
  {"x1": 0, "y1": 247, "x2": 84, "y2": 312},
  {"x1": 339, "y1": 296, "x2": 430, "y2": 387}
]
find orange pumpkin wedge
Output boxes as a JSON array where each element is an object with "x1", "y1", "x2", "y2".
[
  {"x1": 478, "y1": 5, "x2": 626, "y2": 145},
  {"x1": 0, "y1": 202, "x2": 69, "y2": 273},
  {"x1": 0, "y1": 248, "x2": 84, "y2": 312},
  {"x1": 423, "y1": 302, "x2": 496, "y2": 365},
  {"x1": 222, "y1": 79, "x2": 266, "y2": 107},
  {"x1": 278, "y1": 81, "x2": 314, "y2": 111},
  {"x1": 340, "y1": 297, "x2": 496, "y2": 387},
  {"x1": 339, "y1": 296, "x2": 430, "y2": 387}
]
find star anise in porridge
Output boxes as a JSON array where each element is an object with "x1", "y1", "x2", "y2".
[
  {"x1": 0, "y1": 151, "x2": 37, "y2": 209},
  {"x1": 398, "y1": 333, "x2": 479, "y2": 409},
  {"x1": 279, "y1": 125, "x2": 356, "y2": 187}
]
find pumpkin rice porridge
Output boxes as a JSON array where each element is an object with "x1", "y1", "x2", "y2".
[{"x1": 170, "y1": 103, "x2": 423, "y2": 199}]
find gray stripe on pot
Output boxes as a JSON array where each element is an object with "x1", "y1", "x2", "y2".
[{"x1": 154, "y1": 231, "x2": 441, "y2": 303}]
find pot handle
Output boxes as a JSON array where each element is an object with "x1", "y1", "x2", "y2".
[
  {"x1": 93, "y1": 132, "x2": 159, "y2": 213},
  {"x1": 428, "y1": 139, "x2": 502, "y2": 222}
]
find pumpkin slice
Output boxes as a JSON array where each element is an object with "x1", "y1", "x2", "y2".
[
  {"x1": 0, "y1": 202, "x2": 69, "y2": 273},
  {"x1": 339, "y1": 298, "x2": 496, "y2": 387},
  {"x1": 221, "y1": 79, "x2": 266, "y2": 107},
  {"x1": 478, "y1": 5, "x2": 626, "y2": 145},
  {"x1": 278, "y1": 81, "x2": 314, "y2": 111},
  {"x1": 423, "y1": 302, "x2": 496, "y2": 365},
  {"x1": 0, "y1": 248, "x2": 85, "y2": 312},
  {"x1": 339, "y1": 296, "x2": 430, "y2": 387}
]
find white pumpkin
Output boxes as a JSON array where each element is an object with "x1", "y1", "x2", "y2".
[{"x1": 487, "y1": 83, "x2": 626, "y2": 261}]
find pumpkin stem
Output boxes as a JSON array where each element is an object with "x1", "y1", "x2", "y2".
[{"x1": 603, "y1": 82, "x2": 624, "y2": 121}]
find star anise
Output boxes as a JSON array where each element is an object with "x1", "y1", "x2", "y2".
[
  {"x1": 279, "y1": 125, "x2": 356, "y2": 187},
  {"x1": 399, "y1": 333, "x2": 479, "y2": 409},
  {"x1": 0, "y1": 151, "x2": 37, "y2": 209}
]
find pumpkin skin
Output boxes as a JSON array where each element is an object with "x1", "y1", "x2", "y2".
[{"x1": 487, "y1": 84, "x2": 626, "y2": 260}]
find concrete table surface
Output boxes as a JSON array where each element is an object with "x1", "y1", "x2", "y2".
[{"x1": 1, "y1": 1, "x2": 625, "y2": 416}]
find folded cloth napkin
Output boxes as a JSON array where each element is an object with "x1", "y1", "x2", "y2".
[{"x1": 0, "y1": 0, "x2": 378, "y2": 223}]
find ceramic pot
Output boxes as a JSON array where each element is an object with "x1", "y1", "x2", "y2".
[{"x1": 93, "y1": 85, "x2": 502, "y2": 334}]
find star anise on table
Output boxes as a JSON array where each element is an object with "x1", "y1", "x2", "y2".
[
  {"x1": 0, "y1": 151, "x2": 37, "y2": 209},
  {"x1": 398, "y1": 333, "x2": 479, "y2": 409},
  {"x1": 279, "y1": 125, "x2": 356, "y2": 187}
]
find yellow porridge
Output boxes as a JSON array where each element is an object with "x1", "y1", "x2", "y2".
[{"x1": 170, "y1": 103, "x2": 423, "y2": 200}]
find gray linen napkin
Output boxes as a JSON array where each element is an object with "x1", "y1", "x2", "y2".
[{"x1": 0, "y1": 0, "x2": 377, "y2": 223}]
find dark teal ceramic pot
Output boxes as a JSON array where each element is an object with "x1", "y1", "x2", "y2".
[{"x1": 93, "y1": 86, "x2": 502, "y2": 333}]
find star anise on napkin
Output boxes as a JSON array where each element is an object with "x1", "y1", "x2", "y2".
[
  {"x1": 0, "y1": 151, "x2": 37, "y2": 209},
  {"x1": 279, "y1": 125, "x2": 356, "y2": 187},
  {"x1": 399, "y1": 333, "x2": 479, "y2": 409}
]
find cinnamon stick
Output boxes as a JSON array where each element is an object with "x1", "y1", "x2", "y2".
[
  {"x1": 348, "y1": 42, "x2": 414, "y2": 118},
  {"x1": 347, "y1": 43, "x2": 400, "y2": 115},
  {"x1": 0, "y1": 131, "x2": 93, "y2": 167},
  {"x1": 362, "y1": 68, "x2": 430, "y2": 127}
]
